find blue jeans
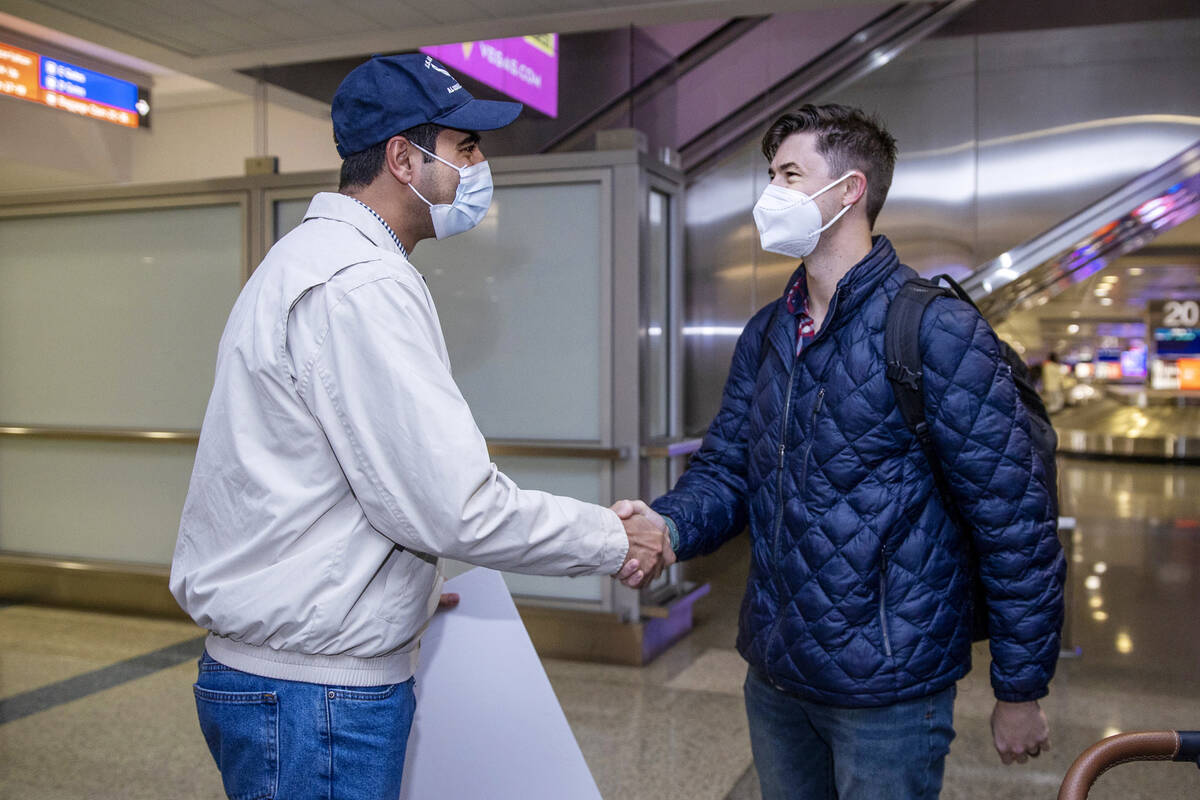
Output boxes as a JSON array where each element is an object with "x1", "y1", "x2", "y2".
[
  {"x1": 744, "y1": 669, "x2": 956, "y2": 800},
  {"x1": 193, "y1": 650, "x2": 416, "y2": 800}
]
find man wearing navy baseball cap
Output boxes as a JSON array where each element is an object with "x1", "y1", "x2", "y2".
[{"x1": 172, "y1": 53, "x2": 672, "y2": 799}]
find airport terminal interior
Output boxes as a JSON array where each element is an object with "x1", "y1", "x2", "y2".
[{"x1": 1, "y1": 0, "x2": 1199, "y2": 798}]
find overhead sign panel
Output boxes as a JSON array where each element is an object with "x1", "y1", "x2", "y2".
[
  {"x1": 0, "y1": 39, "x2": 147, "y2": 129},
  {"x1": 421, "y1": 34, "x2": 558, "y2": 118},
  {"x1": 0, "y1": 41, "x2": 39, "y2": 101}
]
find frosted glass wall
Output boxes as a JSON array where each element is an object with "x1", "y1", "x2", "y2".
[
  {"x1": 0, "y1": 202, "x2": 243, "y2": 563},
  {"x1": 423, "y1": 181, "x2": 605, "y2": 442},
  {"x1": 425, "y1": 181, "x2": 609, "y2": 601},
  {"x1": 274, "y1": 197, "x2": 309, "y2": 242},
  {"x1": 0, "y1": 204, "x2": 243, "y2": 428},
  {"x1": 0, "y1": 438, "x2": 200, "y2": 563}
]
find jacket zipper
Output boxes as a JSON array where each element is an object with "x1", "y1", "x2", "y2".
[
  {"x1": 879, "y1": 550, "x2": 894, "y2": 657},
  {"x1": 798, "y1": 387, "x2": 824, "y2": 490},
  {"x1": 769, "y1": 369, "x2": 799, "y2": 569},
  {"x1": 764, "y1": 382, "x2": 826, "y2": 686},
  {"x1": 761, "y1": 289, "x2": 841, "y2": 687},
  {"x1": 761, "y1": 346, "x2": 797, "y2": 687}
]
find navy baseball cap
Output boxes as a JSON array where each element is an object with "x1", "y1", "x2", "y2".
[{"x1": 331, "y1": 53, "x2": 523, "y2": 157}]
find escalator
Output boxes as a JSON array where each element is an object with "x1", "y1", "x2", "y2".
[{"x1": 961, "y1": 142, "x2": 1200, "y2": 462}]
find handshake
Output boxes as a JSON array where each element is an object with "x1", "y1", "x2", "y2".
[{"x1": 610, "y1": 499, "x2": 676, "y2": 588}]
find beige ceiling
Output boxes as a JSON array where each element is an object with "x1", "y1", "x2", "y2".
[{"x1": 0, "y1": 0, "x2": 881, "y2": 115}]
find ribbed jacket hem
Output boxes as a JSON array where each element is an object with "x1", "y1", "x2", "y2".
[
  {"x1": 740, "y1": 647, "x2": 972, "y2": 709},
  {"x1": 205, "y1": 634, "x2": 419, "y2": 687}
]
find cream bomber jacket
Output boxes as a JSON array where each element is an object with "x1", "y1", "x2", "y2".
[{"x1": 170, "y1": 193, "x2": 629, "y2": 686}]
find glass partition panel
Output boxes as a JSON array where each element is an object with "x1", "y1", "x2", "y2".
[
  {"x1": 422, "y1": 180, "x2": 606, "y2": 441},
  {"x1": 646, "y1": 189, "x2": 672, "y2": 438},
  {"x1": 0, "y1": 438, "x2": 197, "y2": 564},
  {"x1": 494, "y1": 453, "x2": 608, "y2": 602},
  {"x1": 275, "y1": 197, "x2": 310, "y2": 242},
  {"x1": 0, "y1": 200, "x2": 243, "y2": 565},
  {"x1": 646, "y1": 456, "x2": 671, "y2": 503},
  {"x1": 0, "y1": 203, "x2": 244, "y2": 428},
  {"x1": 502, "y1": 570, "x2": 606, "y2": 603}
]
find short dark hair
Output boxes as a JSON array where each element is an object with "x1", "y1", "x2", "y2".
[
  {"x1": 761, "y1": 104, "x2": 898, "y2": 228},
  {"x1": 338, "y1": 123, "x2": 442, "y2": 191}
]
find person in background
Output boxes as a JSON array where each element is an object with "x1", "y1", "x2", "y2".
[
  {"x1": 171, "y1": 54, "x2": 670, "y2": 800},
  {"x1": 1042, "y1": 351, "x2": 1066, "y2": 413}
]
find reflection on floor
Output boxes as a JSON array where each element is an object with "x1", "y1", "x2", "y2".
[{"x1": 1, "y1": 458, "x2": 1198, "y2": 799}]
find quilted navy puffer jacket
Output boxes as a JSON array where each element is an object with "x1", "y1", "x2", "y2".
[{"x1": 653, "y1": 236, "x2": 1064, "y2": 707}]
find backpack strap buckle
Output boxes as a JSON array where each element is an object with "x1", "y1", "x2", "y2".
[{"x1": 886, "y1": 361, "x2": 922, "y2": 392}]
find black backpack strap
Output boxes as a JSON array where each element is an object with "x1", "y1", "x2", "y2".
[
  {"x1": 885, "y1": 280, "x2": 950, "y2": 455},
  {"x1": 932, "y1": 273, "x2": 978, "y2": 311},
  {"x1": 884, "y1": 279, "x2": 971, "y2": 544},
  {"x1": 886, "y1": 276, "x2": 996, "y2": 641}
]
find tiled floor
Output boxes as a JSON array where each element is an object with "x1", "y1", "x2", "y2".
[{"x1": 2, "y1": 458, "x2": 1199, "y2": 798}]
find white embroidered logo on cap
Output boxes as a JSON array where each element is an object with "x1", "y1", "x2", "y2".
[
  {"x1": 424, "y1": 56, "x2": 462, "y2": 94},
  {"x1": 424, "y1": 56, "x2": 450, "y2": 78}
]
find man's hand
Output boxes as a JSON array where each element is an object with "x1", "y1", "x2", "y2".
[
  {"x1": 991, "y1": 700, "x2": 1050, "y2": 764},
  {"x1": 437, "y1": 592, "x2": 460, "y2": 610},
  {"x1": 610, "y1": 499, "x2": 675, "y2": 588}
]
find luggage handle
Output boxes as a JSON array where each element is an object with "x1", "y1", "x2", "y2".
[{"x1": 1058, "y1": 730, "x2": 1200, "y2": 799}]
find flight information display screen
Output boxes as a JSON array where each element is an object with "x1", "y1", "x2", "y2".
[
  {"x1": 1154, "y1": 327, "x2": 1200, "y2": 358},
  {"x1": 1, "y1": 39, "x2": 148, "y2": 128}
]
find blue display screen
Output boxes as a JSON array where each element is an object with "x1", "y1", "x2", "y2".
[
  {"x1": 1154, "y1": 328, "x2": 1200, "y2": 357},
  {"x1": 41, "y1": 57, "x2": 138, "y2": 112}
]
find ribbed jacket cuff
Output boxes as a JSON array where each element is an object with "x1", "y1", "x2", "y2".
[
  {"x1": 663, "y1": 515, "x2": 681, "y2": 552},
  {"x1": 993, "y1": 686, "x2": 1049, "y2": 703}
]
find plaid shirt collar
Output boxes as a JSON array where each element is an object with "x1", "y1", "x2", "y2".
[{"x1": 785, "y1": 271, "x2": 816, "y2": 355}]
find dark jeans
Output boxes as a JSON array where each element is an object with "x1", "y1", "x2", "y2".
[
  {"x1": 744, "y1": 669, "x2": 956, "y2": 800},
  {"x1": 194, "y1": 650, "x2": 416, "y2": 800}
]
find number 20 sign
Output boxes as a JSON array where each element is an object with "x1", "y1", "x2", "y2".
[{"x1": 1151, "y1": 300, "x2": 1200, "y2": 330}]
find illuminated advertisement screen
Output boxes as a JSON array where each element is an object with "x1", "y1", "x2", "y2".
[
  {"x1": 1181, "y1": 359, "x2": 1200, "y2": 391},
  {"x1": 0, "y1": 39, "x2": 147, "y2": 128},
  {"x1": 1120, "y1": 349, "x2": 1147, "y2": 378},
  {"x1": 421, "y1": 34, "x2": 558, "y2": 118}
]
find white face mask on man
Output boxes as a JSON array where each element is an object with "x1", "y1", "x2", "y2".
[
  {"x1": 407, "y1": 142, "x2": 493, "y2": 239},
  {"x1": 752, "y1": 171, "x2": 856, "y2": 259}
]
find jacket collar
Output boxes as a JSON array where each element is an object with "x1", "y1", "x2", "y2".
[
  {"x1": 781, "y1": 235, "x2": 901, "y2": 323},
  {"x1": 764, "y1": 236, "x2": 903, "y2": 367},
  {"x1": 302, "y1": 192, "x2": 408, "y2": 259}
]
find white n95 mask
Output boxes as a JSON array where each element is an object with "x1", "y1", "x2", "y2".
[
  {"x1": 408, "y1": 142, "x2": 493, "y2": 239},
  {"x1": 752, "y1": 171, "x2": 856, "y2": 259}
]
